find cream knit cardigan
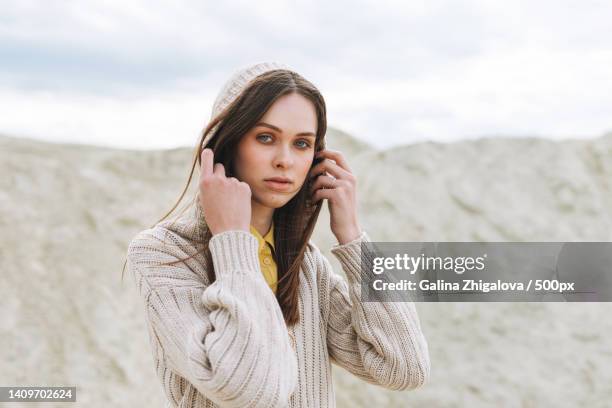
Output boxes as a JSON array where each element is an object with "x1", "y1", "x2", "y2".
[{"x1": 127, "y1": 202, "x2": 431, "y2": 407}]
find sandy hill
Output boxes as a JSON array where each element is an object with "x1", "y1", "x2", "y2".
[{"x1": 1, "y1": 128, "x2": 611, "y2": 406}]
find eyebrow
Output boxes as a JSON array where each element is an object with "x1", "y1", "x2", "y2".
[{"x1": 255, "y1": 122, "x2": 316, "y2": 138}]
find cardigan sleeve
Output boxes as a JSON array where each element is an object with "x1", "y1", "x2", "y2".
[
  {"x1": 320, "y1": 231, "x2": 431, "y2": 391},
  {"x1": 127, "y1": 228, "x2": 297, "y2": 408}
]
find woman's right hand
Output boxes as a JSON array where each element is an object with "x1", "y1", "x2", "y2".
[{"x1": 199, "y1": 148, "x2": 252, "y2": 236}]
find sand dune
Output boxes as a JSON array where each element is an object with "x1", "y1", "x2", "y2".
[{"x1": 1, "y1": 129, "x2": 611, "y2": 407}]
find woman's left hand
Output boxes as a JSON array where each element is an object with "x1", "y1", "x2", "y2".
[{"x1": 309, "y1": 149, "x2": 362, "y2": 245}]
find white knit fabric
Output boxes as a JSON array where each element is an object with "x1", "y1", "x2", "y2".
[{"x1": 127, "y1": 202, "x2": 431, "y2": 407}]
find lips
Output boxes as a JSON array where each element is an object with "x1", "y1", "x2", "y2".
[
  {"x1": 264, "y1": 178, "x2": 293, "y2": 192},
  {"x1": 265, "y1": 177, "x2": 293, "y2": 183}
]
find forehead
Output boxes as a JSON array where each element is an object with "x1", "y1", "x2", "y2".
[{"x1": 259, "y1": 93, "x2": 317, "y2": 132}]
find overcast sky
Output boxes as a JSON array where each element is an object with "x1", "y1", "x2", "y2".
[{"x1": 1, "y1": 0, "x2": 611, "y2": 150}]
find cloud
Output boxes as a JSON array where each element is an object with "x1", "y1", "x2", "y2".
[{"x1": 1, "y1": 0, "x2": 611, "y2": 148}]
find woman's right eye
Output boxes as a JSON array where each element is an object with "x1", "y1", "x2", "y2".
[{"x1": 257, "y1": 134, "x2": 272, "y2": 143}]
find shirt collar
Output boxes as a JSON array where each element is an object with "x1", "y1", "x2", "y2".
[{"x1": 249, "y1": 222, "x2": 275, "y2": 252}]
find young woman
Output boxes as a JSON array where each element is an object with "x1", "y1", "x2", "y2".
[{"x1": 126, "y1": 62, "x2": 430, "y2": 408}]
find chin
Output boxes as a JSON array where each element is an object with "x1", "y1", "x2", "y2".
[
  {"x1": 266, "y1": 195, "x2": 293, "y2": 209},
  {"x1": 255, "y1": 191, "x2": 295, "y2": 209}
]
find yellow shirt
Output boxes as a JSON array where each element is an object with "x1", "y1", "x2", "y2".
[{"x1": 249, "y1": 223, "x2": 277, "y2": 294}]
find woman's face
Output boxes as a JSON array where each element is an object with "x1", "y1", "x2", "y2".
[{"x1": 234, "y1": 92, "x2": 317, "y2": 210}]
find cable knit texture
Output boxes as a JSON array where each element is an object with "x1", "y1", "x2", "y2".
[{"x1": 127, "y1": 201, "x2": 431, "y2": 407}]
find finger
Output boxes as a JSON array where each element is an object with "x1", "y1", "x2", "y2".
[
  {"x1": 214, "y1": 162, "x2": 226, "y2": 177},
  {"x1": 200, "y1": 148, "x2": 214, "y2": 177},
  {"x1": 310, "y1": 158, "x2": 350, "y2": 181},
  {"x1": 240, "y1": 181, "x2": 252, "y2": 195},
  {"x1": 312, "y1": 187, "x2": 333, "y2": 203},
  {"x1": 310, "y1": 174, "x2": 338, "y2": 194},
  {"x1": 316, "y1": 149, "x2": 352, "y2": 173}
]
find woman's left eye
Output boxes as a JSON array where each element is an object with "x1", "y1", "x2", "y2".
[{"x1": 295, "y1": 140, "x2": 311, "y2": 149}]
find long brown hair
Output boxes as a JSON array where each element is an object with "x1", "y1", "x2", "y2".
[{"x1": 123, "y1": 69, "x2": 327, "y2": 326}]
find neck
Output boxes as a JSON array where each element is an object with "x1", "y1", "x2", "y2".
[{"x1": 251, "y1": 198, "x2": 274, "y2": 237}]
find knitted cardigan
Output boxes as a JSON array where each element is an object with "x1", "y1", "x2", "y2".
[{"x1": 127, "y1": 202, "x2": 431, "y2": 407}]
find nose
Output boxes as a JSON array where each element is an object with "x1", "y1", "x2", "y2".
[{"x1": 272, "y1": 144, "x2": 294, "y2": 168}]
